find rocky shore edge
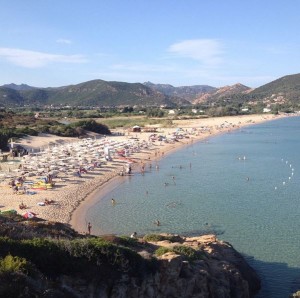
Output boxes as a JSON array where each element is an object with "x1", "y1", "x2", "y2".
[
  {"x1": 104, "y1": 233, "x2": 261, "y2": 298},
  {"x1": 0, "y1": 213, "x2": 261, "y2": 297}
]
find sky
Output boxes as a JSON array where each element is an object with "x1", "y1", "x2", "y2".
[{"x1": 0, "y1": 0, "x2": 300, "y2": 88}]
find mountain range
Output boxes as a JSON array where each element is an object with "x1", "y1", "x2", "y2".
[{"x1": 1, "y1": 73, "x2": 300, "y2": 108}]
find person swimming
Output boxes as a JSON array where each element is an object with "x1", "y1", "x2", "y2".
[{"x1": 154, "y1": 220, "x2": 160, "y2": 226}]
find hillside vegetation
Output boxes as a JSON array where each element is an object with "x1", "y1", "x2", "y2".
[
  {"x1": 0, "y1": 80, "x2": 190, "y2": 108},
  {"x1": 1, "y1": 73, "x2": 300, "y2": 112},
  {"x1": 0, "y1": 112, "x2": 111, "y2": 150},
  {"x1": 250, "y1": 73, "x2": 300, "y2": 101}
]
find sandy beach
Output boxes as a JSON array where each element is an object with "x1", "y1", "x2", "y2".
[{"x1": 0, "y1": 114, "x2": 288, "y2": 233}]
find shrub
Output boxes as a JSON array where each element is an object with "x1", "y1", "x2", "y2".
[
  {"x1": 143, "y1": 234, "x2": 183, "y2": 243},
  {"x1": 143, "y1": 234, "x2": 165, "y2": 242},
  {"x1": 15, "y1": 127, "x2": 38, "y2": 136},
  {"x1": 155, "y1": 247, "x2": 172, "y2": 257},
  {"x1": 155, "y1": 244, "x2": 204, "y2": 261},
  {"x1": 172, "y1": 245, "x2": 198, "y2": 261},
  {"x1": 0, "y1": 233, "x2": 160, "y2": 281},
  {"x1": 0, "y1": 211, "x2": 23, "y2": 222},
  {"x1": 71, "y1": 119, "x2": 111, "y2": 135},
  {"x1": 0, "y1": 255, "x2": 28, "y2": 274},
  {"x1": 117, "y1": 236, "x2": 139, "y2": 248}
]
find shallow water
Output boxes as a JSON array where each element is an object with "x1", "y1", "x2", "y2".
[{"x1": 87, "y1": 116, "x2": 300, "y2": 297}]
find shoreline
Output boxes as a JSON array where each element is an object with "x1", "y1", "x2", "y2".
[
  {"x1": 0, "y1": 114, "x2": 293, "y2": 234},
  {"x1": 69, "y1": 113, "x2": 290, "y2": 234}
]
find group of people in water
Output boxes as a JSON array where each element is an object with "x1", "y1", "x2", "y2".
[{"x1": 84, "y1": 154, "x2": 194, "y2": 236}]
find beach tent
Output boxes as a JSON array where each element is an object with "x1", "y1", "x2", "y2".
[{"x1": 23, "y1": 211, "x2": 36, "y2": 219}]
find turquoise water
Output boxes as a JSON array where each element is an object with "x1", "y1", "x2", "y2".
[{"x1": 87, "y1": 116, "x2": 300, "y2": 297}]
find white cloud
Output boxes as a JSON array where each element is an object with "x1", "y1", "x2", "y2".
[
  {"x1": 167, "y1": 39, "x2": 223, "y2": 66},
  {"x1": 0, "y1": 48, "x2": 87, "y2": 68},
  {"x1": 56, "y1": 38, "x2": 72, "y2": 44}
]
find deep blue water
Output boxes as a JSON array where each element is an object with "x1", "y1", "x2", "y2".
[{"x1": 87, "y1": 116, "x2": 300, "y2": 297}]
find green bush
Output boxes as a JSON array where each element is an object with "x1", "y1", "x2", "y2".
[
  {"x1": 155, "y1": 244, "x2": 204, "y2": 261},
  {"x1": 0, "y1": 255, "x2": 28, "y2": 274},
  {"x1": 143, "y1": 234, "x2": 182, "y2": 243},
  {"x1": 71, "y1": 119, "x2": 111, "y2": 135},
  {"x1": 143, "y1": 234, "x2": 166, "y2": 242},
  {"x1": 172, "y1": 245, "x2": 198, "y2": 261},
  {"x1": 15, "y1": 127, "x2": 38, "y2": 136},
  {"x1": 155, "y1": 247, "x2": 172, "y2": 257},
  {"x1": 0, "y1": 236, "x2": 152, "y2": 278},
  {"x1": 117, "y1": 236, "x2": 139, "y2": 247}
]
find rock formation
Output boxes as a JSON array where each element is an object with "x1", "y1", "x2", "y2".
[
  {"x1": 0, "y1": 214, "x2": 260, "y2": 298},
  {"x1": 58, "y1": 234, "x2": 261, "y2": 298}
]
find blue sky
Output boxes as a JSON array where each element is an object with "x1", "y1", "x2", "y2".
[{"x1": 0, "y1": 1, "x2": 300, "y2": 88}]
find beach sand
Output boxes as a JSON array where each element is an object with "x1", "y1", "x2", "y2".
[{"x1": 0, "y1": 114, "x2": 287, "y2": 234}]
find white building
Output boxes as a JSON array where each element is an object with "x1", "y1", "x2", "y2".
[{"x1": 263, "y1": 108, "x2": 271, "y2": 113}]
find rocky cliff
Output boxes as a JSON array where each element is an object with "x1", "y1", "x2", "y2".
[
  {"x1": 0, "y1": 215, "x2": 260, "y2": 297},
  {"x1": 86, "y1": 234, "x2": 260, "y2": 298}
]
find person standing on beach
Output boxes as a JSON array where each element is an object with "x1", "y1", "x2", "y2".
[{"x1": 87, "y1": 222, "x2": 92, "y2": 235}]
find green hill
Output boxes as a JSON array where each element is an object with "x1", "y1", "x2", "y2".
[
  {"x1": 195, "y1": 73, "x2": 300, "y2": 108},
  {"x1": 0, "y1": 87, "x2": 24, "y2": 106},
  {"x1": 1, "y1": 80, "x2": 190, "y2": 107},
  {"x1": 249, "y1": 73, "x2": 300, "y2": 101},
  {"x1": 2, "y1": 73, "x2": 300, "y2": 108}
]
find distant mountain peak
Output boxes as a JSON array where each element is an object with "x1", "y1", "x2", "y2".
[
  {"x1": 192, "y1": 83, "x2": 251, "y2": 104},
  {"x1": 2, "y1": 83, "x2": 36, "y2": 91},
  {"x1": 143, "y1": 82, "x2": 216, "y2": 102},
  {"x1": 1, "y1": 73, "x2": 300, "y2": 108}
]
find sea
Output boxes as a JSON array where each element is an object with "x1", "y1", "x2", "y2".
[{"x1": 86, "y1": 116, "x2": 300, "y2": 298}]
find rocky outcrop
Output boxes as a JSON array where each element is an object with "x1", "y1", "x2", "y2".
[
  {"x1": 291, "y1": 290, "x2": 300, "y2": 297},
  {"x1": 0, "y1": 219, "x2": 260, "y2": 298},
  {"x1": 60, "y1": 234, "x2": 261, "y2": 298}
]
